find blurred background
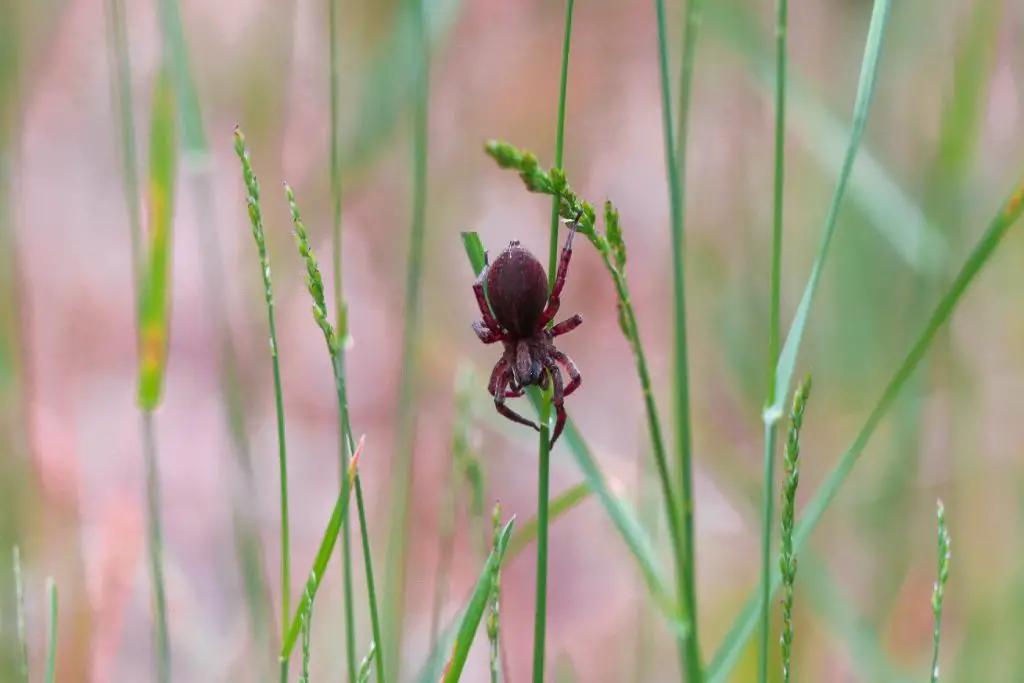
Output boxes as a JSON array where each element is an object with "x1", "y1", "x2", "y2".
[{"x1": 1, "y1": 0, "x2": 1024, "y2": 681}]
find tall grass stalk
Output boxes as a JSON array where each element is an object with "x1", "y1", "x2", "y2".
[
  {"x1": 326, "y1": 0, "x2": 358, "y2": 675},
  {"x1": 930, "y1": 500, "x2": 951, "y2": 683},
  {"x1": 231, "y1": 129, "x2": 292, "y2": 683},
  {"x1": 779, "y1": 375, "x2": 809, "y2": 683},
  {"x1": 281, "y1": 183, "x2": 385, "y2": 682},
  {"x1": 653, "y1": 0, "x2": 703, "y2": 676},
  {"x1": 44, "y1": 578, "x2": 57, "y2": 683},
  {"x1": 533, "y1": 3, "x2": 575, "y2": 681},
  {"x1": 759, "y1": 0, "x2": 790, "y2": 679},
  {"x1": 383, "y1": 0, "x2": 431, "y2": 674}
]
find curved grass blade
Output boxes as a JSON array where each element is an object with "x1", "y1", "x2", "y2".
[
  {"x1": 705, "y1": 1, "x2": 948, "y2": 276},
  {"x1": 441, "y1": 518, "x2": 515, "y2": 683},
  {"x1": 765, "y1": 0, "x2": 893, "y2": 421},
  {"x1": 708, "y1": 176, "x2": 1024, "y2": 683},
  {"x1": 280, "y1": 436, "x2": 365, "y2": 659}
]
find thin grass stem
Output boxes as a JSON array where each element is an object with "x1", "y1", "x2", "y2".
[
  {"x1": 655, "y1": 0, "x2": 705, "y2": 676},
  {"x1": 44, "y1": 578, "x2": 57, "y2": 683},
  {"x1": 535, "y1": 7, "x2": 574, "y2": 679},
  {"x1": 325, "y1": 0, "x2": 358, "y2": 678},
  {"x1": 141, "y1": 412, "x2": 171, "y2": 683},
  {"x1": 231, "y1": 129, "x2": 292, "y2": 683},
  {"x1": 759, "y1": 0, "x2": 789, "y2": 678},
  {"x1": 382, "y1": 0, "x2": 431, "y2": 673}
]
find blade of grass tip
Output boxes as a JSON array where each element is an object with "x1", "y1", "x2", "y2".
[
  {"x1": 441, "y1": 518, "x2": 515, "y2": 683},
  {"x1": 137, "y1": 64, "x2": 177, "y2": 683},
  {"x1": 765, "y1": 0, "x2": 893, "y2": 421},
  {"x1": 654, "y1": 0, "x2": 703, "y2": 676},
  {"x1": 13, "y1": 546, "x2": 28, "y2": 682},
  {"x1": 281, "y1": 435, "x2": 366, "y2": 658},
  {"x1": 759, "y1": 0, "x2": 789, "y2": 680},
  {"x1": 930, "y1": 500, "x2": 951, "y2": 683},
  {"x1": 461, "y1": 230, "x2": 685, "y2": 636},
  {"x1": 231, "y1": 129, "x2": 292, "y2": 682},
  {"x1": 357, "y1": 640, "x2": 377, "y2": 683},
  {"x1": 44, "y1": 578, "x2": 57, "y2": 683},
  {"x1": 382, "y1": 0, "x2": 431, "y2": 674},
  {"x1": 707, "y1": 177, "x2": 1024, "y2": 683},
  {"x1": 104, "y1": 0, "x2": 143, "y2": 287},
  {"x1": 325, "y1": 1, "x2": 359, "y2": 677},
  {"x1": 534, "y1": 4, "x2": 575, "y2": 682}
]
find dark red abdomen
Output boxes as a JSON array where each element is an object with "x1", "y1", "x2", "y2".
[{"x1": 486, "y1": 242, "x2": 549, "y2": 337}]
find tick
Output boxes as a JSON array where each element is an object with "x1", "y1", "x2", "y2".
[{"x1": 471, "y1": 215, "x2": 583, "y2": 448}]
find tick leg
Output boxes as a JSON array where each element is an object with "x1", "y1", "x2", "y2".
[
  {"x1": 545, "y1": 358, "x2": 568, "y2": 448},
  {"x1": 550, "y1": 314, "x2": 582, "y2": 338},
  {"x1": 493, "y1": 366, "x2": 540, "y2": 432},
  {"x1": 551, "y1": 349, "x2": 581, "y2": 397},
  {"x1": 538, "y1": 219, "x2": 579, "y2": 328}
]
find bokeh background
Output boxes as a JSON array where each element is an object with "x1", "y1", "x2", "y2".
[{"x1": 2, "y1": 0, "x2": 1024, "y2": 681}]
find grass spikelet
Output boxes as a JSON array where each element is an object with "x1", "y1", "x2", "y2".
[
  {"x1": 779, "y1": 374, "x2": 811, "y2": 683},
  {"x1": 930, "y1": 500, "x2": 952, "y2": 683}
]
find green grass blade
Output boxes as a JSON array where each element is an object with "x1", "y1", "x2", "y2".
[
  {"x1": 654, "y1": 0, "x2": 703, "y2": 673},
  {"x1": 280, "y1": 438, "x2": 363, "y2": 659},
  {"x1": 533, "y1": 3, "x2": 575, "y2": 680},
  {"x1": 153, "y1": 0, "x2": 204, "y2": 154},
  {"x1": 383, "y1": 0, "x2": 432, "y2": 673},
  {"x1": 506, "y1": 482, "x2": 589, "y2": 560},
  {"x1": 232, "y1": 129, "x2": 291, "y2": 680},
  {"x1": 441, "y1": 518, "x2": 515, "y2": 683},
  {"x1": 758, "y1": 0, "x2": 790, "y2": 678},
  {"x1": 766, "y1": 0, "x2": 893, "y2": 420},
  {"x1": 44, "y1": 578, "x2": 57, "y2": 683},
  {"x1": 705, "y1": 2, "x2": 947, "y2": 275},
  {"x1": 136, "y1": 66, "x2": 176, "y2": 683},
  {"x1": 137, "y1": 67, "x2": 177, "y2": 410},
  {"x1": 708, "y1": 176, "x2": 1024, "y2": 683}
]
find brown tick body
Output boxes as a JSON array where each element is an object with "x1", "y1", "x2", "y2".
[{"x1": 472, "y1": 219, "x2": 583, "y2": 448}]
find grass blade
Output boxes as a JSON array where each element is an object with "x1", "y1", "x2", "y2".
[
  {"x1": 137, "y1": 65, "x2": 177, "y2": 683},
  {"x1": 653, "y1": 0, "x2": 703, "y2": 675},
  {"x1": 533, "y1": 3, "x2": 575, "y2": 680},
  {"x1": 765, "y1": 0, "x2": 893, "y2": 420},
  {"x1": 232, "y1": 129, "x2": 292, "y2": 682},
  {"x1": 441, "y1": 518, "x2": 515, "y2": 683},
  {"x1": 281, "y1": 436, "x2": 365, "y2": 659},
  {"x1": 44, "y1": 578, "x2": 57, "y2": 683},
  {"x1": 708, "y1": 176, "x2": 1024, "y2": 683},
  {"x1": 383, "y1": 0, "x2": 432, "y2": 673},
  {"x1": 779, "y1": 376, "x2": 810, "y2": 683}
]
